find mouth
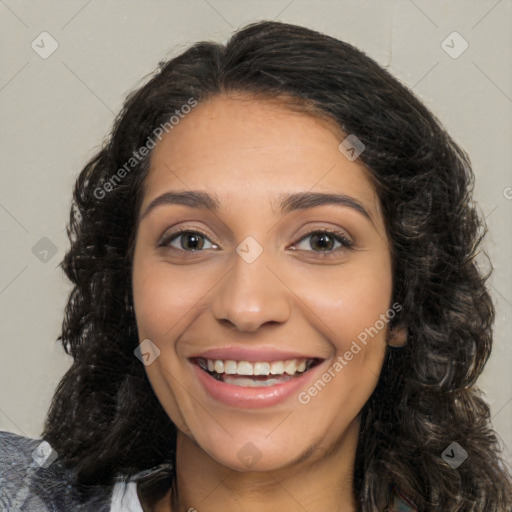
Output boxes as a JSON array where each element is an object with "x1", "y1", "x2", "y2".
[{"x1": 192, "y1": 357, "x2": 323, "y2": 387}]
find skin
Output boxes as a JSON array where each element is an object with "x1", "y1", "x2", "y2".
[{"x1": 131, "y1": 93, "x2": 406, "y2": 512}]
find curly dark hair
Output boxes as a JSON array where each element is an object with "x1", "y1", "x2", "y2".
[{"x1": 42, "y1": 20, "x2": 512, "y2": 511}]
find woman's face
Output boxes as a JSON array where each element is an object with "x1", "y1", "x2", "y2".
[{"x1": 132, "y1": 93, "x2": 398, "y2": 472}]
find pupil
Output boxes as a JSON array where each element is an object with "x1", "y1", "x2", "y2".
[
  {"x1": 312, "y1": 233, "x2": 333, "y2": 251},
  {"x1": 183, "y1": 232, "x2": 203, "y2": 251}
]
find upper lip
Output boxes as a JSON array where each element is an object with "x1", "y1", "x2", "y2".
[{"x1": 190, "y1": 347, "x2": 324, "y2": 362}]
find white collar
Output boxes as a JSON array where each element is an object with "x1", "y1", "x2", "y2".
[{"x1": 110, "y1": 480, "x2": 144, "y2": 512}]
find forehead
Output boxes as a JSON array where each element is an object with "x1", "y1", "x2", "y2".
[{"x1": 143, "y1": 94, "x2": 381, "y2": 221}]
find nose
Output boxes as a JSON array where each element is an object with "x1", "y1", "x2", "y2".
[{"x1": 211, "y1": 249, "x2": 292, "y2": 333}]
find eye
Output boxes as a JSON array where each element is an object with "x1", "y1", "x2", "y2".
[
  {"x1": 158, "y1": 228, "x2": 353, "y2": 254},
  {"x1": 292, "y1": 229, "x2": 353, "y2": 254},
  {"x1": 158, "y1": 229, "x2": 218, "y2": 252}
]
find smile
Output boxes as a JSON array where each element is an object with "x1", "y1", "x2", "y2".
[
  {"x1": 191, "y1": 355, "x2": 325, "y2": 408},
  {"x1": 195, "y1": 357, "x2": 319, "y2": 387}
]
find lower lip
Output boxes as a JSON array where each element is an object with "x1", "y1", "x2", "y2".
[{"x1": 192, "y1": 361, "x2": 324, "y2": 409}]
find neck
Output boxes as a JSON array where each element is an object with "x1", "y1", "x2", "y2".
[{"x1": 162, "y1": 419, "x2": 360, "y2": 512}]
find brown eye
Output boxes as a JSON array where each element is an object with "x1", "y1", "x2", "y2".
[
  {"x1": 293, "y1": 230, "x2": 353, "y2": 253},
  {"x1": 159, "y1": 230, "x2": 217, "y2": 252}
]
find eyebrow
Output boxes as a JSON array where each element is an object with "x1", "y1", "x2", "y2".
[{"x1": 139, "y1": 190, "x2": 371, "y2": 222}]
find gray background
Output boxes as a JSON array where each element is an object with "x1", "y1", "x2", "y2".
[{"x1": 1, "y1": 0, "x2": 511, "y2": 465}]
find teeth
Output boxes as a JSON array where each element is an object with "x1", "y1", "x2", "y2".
[
  {"x1": 223, "y1": 375, "x2": 295, "y2": 387},
  {"x1": 270, "y1": 361, "x2": 284, "y2": 375},
  {"x1": 224, "y1": 360, "x2": 237, "y2": 375},
  {"x1": 284, "y1": 360, "x2": 298, "y2": 375},
  {"x1": 237, "y1": 361, "x2": 253, "y2": 375},
  {"x1": 253, "y1": 362, "x2": 270, "y2": 376},
  {"x1": 199, "y1": 358, "x2": 313, "y2": 376}
]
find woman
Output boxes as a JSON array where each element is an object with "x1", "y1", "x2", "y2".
[{"x1": 1, "y1": 20, "x2": 510, "y2": 512}]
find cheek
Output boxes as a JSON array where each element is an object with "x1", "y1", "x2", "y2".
[
  {"x1": 294, "y1": 269, "x2": 392, "y2": 435},
  {"x1": 132, "y1": 257, "x2": 205, "y2": 433},
  {"x1": 132, "y1": 259, "x2": 208, "y2": 340},
  {"x1": 293, "y1": 254, "x2": 393, "y2": 350},
  {"x1": 291, "y1": 256, "x2": 393, "y2": 425}
]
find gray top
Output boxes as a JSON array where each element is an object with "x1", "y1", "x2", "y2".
[{"x1": 1, "y1": 430, "x2": 130, "y2": 511}]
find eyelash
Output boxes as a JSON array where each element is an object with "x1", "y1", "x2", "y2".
[{"x1": 158, "y1": 228, "x2": 354, "y2": 256}]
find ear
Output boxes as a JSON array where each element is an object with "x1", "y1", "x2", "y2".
[{"x1": 387, "y1": 325, "x2": 408, "y2": 347}]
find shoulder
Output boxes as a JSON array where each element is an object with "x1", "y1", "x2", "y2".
[{"x1": 0, "y1": 430, "x2": 113, "y2": 512}]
